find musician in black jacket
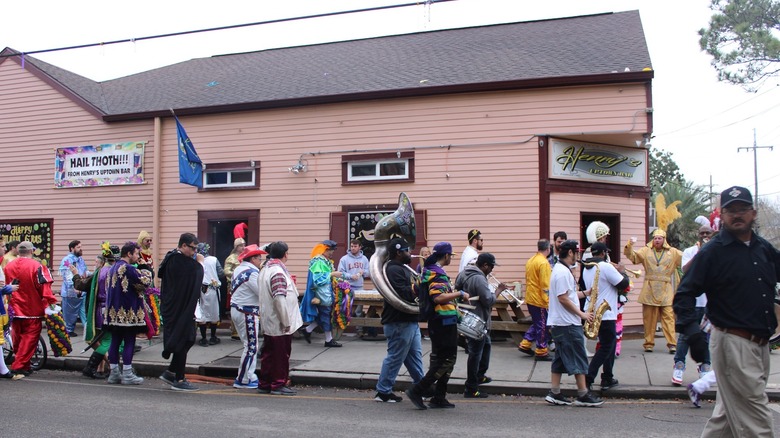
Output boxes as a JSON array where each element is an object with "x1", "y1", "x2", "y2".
[
  {"x1": 374, "y1": 238, "x2": 424, "y2": 403},
  {"x1": 674, "y1": 186, "x2": 780, "y2": 437}
]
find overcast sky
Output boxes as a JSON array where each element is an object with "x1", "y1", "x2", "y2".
[{"x1": 3, "y1": 0, "x2": 779, "y2": 206}]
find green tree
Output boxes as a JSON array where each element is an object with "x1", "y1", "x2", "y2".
[
  {"x1": 649, "y1": 147, "x2": 685, "y2": 195},
  {"x1": 658, "y1": 181, "x2": 710, "y2": 249},
  {"x1": 699, "y1": 0, "x2": 780, "y2": 89}
]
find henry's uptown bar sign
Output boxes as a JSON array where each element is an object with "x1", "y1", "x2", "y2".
[{"x1": 549, "y1": 138, "x2": 647, "y2": 186}]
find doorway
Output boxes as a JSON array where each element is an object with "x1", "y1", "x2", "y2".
[{"x1": 197, "y1": 209, "x2": 260, "y2": 317}]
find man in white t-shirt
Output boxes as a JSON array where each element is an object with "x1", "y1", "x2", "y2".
[
  {"x1": 545, "y1": 240, "x2": 603, "y2": 408},
  {"x1": 672, "y1": 225, "x2": 714, "y2": 386},
  {"x1": 458, "y1": 229, "x2": 482, "y2": 273},
  {"x1": 581, "y1": 242, "x2": 629, "y2": 392}
]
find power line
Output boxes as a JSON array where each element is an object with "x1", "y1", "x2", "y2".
[{"x1": 0, "y1": 0, "x2": 455, "y2": 59}]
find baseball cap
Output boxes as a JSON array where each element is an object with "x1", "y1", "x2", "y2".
[
  {"x1": 720, "y1": 186, "x2": 753, "y2": 209},
  {"x1": 388, "y1": 237, "x2": 410, "y2": 257},
  {"x1": 560, "y1": 240, "x2": 579, "y2": 253},
  {"x1": 17, "y1": 241, "x2": 34, "y2": 252},
  {"x1": 432, "y1": 242, "x2": 453, "y2": 255},
  {"x1": 591, "y1": 242, "x2": 610, "y2": 254},
  {"x1": 476, "y1": 253, "x2": 499, "y2": 267}
]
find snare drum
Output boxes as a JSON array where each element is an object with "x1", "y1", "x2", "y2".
[{"x1": 457, "y1": 309, "x2": 487, "y2": 341}]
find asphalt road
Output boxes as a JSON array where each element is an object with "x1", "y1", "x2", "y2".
[{"x1": 5, "y1": 370, "x2": 780, "y2": 437}]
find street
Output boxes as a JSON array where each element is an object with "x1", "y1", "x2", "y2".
[{"x1": 6, "y1": 370, "x2": 780, "y2": 437}]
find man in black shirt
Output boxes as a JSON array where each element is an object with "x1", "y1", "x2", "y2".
[
  {"x1": 374, "y1": 238, "x2": 424, "y2": 403},
  {"x1": 674, "y1": 186, "x2": 779, "y2": 437}
]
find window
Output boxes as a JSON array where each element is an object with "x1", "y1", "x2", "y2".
[
  {"x1": 201, "y1": 161, "x2": 260, "y2": 190},
  {"x1": 342, "y1": 152, "x2": 414, "y2": 185}
]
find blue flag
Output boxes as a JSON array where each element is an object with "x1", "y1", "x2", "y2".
[{"x1": 175, "y1": 116, "x2": 203, "y2": 188}]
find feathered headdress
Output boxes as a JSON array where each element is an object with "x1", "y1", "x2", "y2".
[{"x1": 655, "y1": 193, "x2": 682, "y2": 232}]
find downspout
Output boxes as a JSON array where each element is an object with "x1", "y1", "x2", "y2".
[{"x1": 153, "y1": 116, "x2": 162, "y2": 285}]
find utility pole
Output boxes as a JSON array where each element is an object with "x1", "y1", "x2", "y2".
[{"x1": 737, "y1": 128, "x2": 773, "y2": 230}]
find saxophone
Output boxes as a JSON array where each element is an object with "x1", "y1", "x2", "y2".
[{"x1": 582, "y1": 262, "x2": 611, "y2": 340}]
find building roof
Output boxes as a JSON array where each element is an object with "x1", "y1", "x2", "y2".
[{"x1": 2, "y1": 11, "x2": 652, "y2": 121}]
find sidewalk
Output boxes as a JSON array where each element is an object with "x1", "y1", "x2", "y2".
[{"x1": 47, "y1": 329, "x2": 780, "y2": 401}]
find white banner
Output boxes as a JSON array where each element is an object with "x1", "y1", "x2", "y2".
[{"x1": 55, "y1": 142, "x2": 146, "y2": 188}]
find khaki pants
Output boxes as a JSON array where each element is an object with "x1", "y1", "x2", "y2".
[
  {"x1": 702, "y1": 329, "x2": 774, "y2": 438},
  {"x1": 641, "y1": 304, "x2": 676, "y2": 351}
]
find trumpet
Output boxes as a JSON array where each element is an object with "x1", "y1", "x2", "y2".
[
  {"x1": 611, "y1": 261, "x2": 641, "y2": 278},
  {"x1": 488, "y1": 274, "x2": 525, "y2": 305}
]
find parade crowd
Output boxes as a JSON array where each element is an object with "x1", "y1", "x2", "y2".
[{"x1": 0, "y1": 185, "x2": 778, "y2": 437}]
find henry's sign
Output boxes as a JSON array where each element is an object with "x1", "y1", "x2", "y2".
[
  {"x1": 54, "y1": 142, "x2": 146, "y2": 188},
  {"x1": 549, "y1": 138, "x2": 647, "y2": 186}
]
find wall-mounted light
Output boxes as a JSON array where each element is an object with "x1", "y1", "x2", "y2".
[{"x1": 289, "y1": 158, "x2": 308, "y2": 175}]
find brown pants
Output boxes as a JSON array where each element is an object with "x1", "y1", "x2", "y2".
[{"x1": 641, "y1": 304, "x2": 675, "y2": 351}]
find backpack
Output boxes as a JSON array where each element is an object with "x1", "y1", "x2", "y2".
[{"x1": 416, "y1": 279, "x2": 435, "y2": 322}]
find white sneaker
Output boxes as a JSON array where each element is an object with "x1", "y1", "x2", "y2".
[
  {"x1": 671, "y1": 362, "x2": 685, "y2": 386},
  {"x1": 697, "y1": 363, "x2": 711, "y2": 380}
]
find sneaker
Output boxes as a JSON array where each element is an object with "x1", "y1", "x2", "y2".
[
  {"x1": 464, "y1": 390, "x2": 488, "y2": 398},
  {"x1": 159, "y1": 370, "x2": 176, "y2": 385},
  {"x1": 672, "y1": 362, "x2": 685, "y2": 386},
  {"x1": 302, "y1": 329, "x2": 312, "y2": 344},
  {"x1": 0, "y1": 372, "x2": 13, "y2": 379},
  {"x1": 257, "y1": 387, "x2": 272, "y2": 394},
  {"x1": 545, "y1": 391, "x2": 572, "y2": 406},
  {"x1": 428, "y1": 397, "x2": 455, "y2": 408},
  {"x1": 687, "y1": 383, "x2": 701, "y2": 408},
  {"x1": 669, "y1": 347, "x2": 677, "y2": 354},
  {"x1": 697, "y1": 363, "x2": 712, "y2": 380},
  {"x1": 644, "y1": 347, "x2": 653, "y2": 353},
  {"x1": 324, "y1": 340, "x2": 342, "y2": 348},
  {"x1": 234, "y1": 379, "x2": 259, "y2": 389},
  {"x1": 171, "y1": 379, "x2": 200, "y2": 392},
  {"x1": 107, "y1": 367, "x2": 121, "y2": 384},
  {"x1": 208, "y1": 337, "x2": 221, "y2": 345},
  {"x1": 518, "y1": 345, "x2": 534, "y2": 356},
  {"x1": 600, "y1": 378, "x2": 619, "y2": 391},
  {"x1": 198, "y1": 338, "x2": 209, "y2": 347},
  {"x1": 405, "y1": 388, "x2": 427, "y2": 410},
  {"x1": 270, "y1": 386, "x2": 297, "y2": 396},
  {"x1": 479, "y1": 376, "x2": 493, "y2": 384},
  {"x1": 574, "y1": 392, "x2": 604, "y2": 407},
  {"x1": 374, "y1": 391, "x2": 403, "y2": 402},
  {"x1": 121, "y1": 368, "x2": 144, "y2": 385}
]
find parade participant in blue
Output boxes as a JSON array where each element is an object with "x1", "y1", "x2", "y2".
[
  {"x1": 229, "y1": 244, "x2": 266, "y2": 389},
  {"x1": 455, "y1": 252, "x2": 506, "y2": 398},
  {"x1": 300, "y1": 240, "x2": 347, "y2": 348},
  {"x1": 158, "y1": 233, "x2": 204, "y2": 391},
  {"x1": 406, "y1": 242, "x2": 468, "y2": 410},
  {"x1": 59, "y1": 240, "x2": 89, "y2": 336},
  {"x1": 674, "y1": 186, "x2": 779, "y2": 437},
  {"x1": 374, "y1": 238, "x2": 424, "y2": 403},
  {"x1": 104, "y1": 241, "x2": 152, "y2": 385}
]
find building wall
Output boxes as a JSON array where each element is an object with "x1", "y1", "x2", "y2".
[
  {"x1": 0, "y1": 60, "x2": 650, "y2": 332},
  {"x1": 550, "y1": 192, "x2": 648, "y2": 328}
]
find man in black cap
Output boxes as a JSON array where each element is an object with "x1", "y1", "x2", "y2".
[
  {"x1": 454, "y1": 252, "x2": 507, "y2": 398},
  {"x1": 674, "y1": 186, "x2": 779, "y2": 436},
  {"x1": 581, "y1": 242, "x2": 629, "y2": 393}
]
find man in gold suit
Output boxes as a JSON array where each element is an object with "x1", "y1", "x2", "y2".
[{"x1": 623, "y1": 229, "x2": 682, "y2": 353}]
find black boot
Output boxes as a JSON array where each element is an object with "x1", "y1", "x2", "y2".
[{"x1": 82, "y1": 352, "x2": 104, "y2": 379}]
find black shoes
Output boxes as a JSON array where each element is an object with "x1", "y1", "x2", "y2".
[
  {"x1": 159, "y1": 370, "x2": 176, "y2": 385},
  {"x1": 545, "y1": 391, "x2": 572, "y2": 406},
  {"x1": 271, "y1": 386, "x2": 297, "y2": 396},
  {"x1": 374, "y1": 391, "x2": 403, "y2": 402},
  {"x1": 534, "y1": 354, "x2": 552, "y2": 361},
  {"x1": 324, "y1": 340, "x2": 342, "y2": 348},
  {"x1": 428, "y1": 397, "x2": 455, "y2": 409},
  {"x1": 464, "y1": 390, "x2": 488, "y2": 399},
  {"x1": 302, "y1": 330, "x2": 312, "y2": 344},
  {"x1": 198, "y1": 338, "x2": 209, "y2": 347},
  {"x1": 405, "y1": 388, "x2": 427, "y2": 410},
  {"x1": 208, "y1": 336, "x2": 220, "y2": 345},
  {"x1": 600, "y1": 378, "x2": 619, "y2": 391},
  {"x1": 574, "y1": 392, "x2": 604, "y2": 407},
  {"x1": 479, "y1": 376, "x2": 493, "y2": 384}
]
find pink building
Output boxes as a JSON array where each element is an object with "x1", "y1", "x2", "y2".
[{"x1": 0, "y1": 11, "x2": 652, "y2": 329}]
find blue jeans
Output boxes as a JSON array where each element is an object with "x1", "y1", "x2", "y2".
[
  {"x1": 674, "y1": 307, "x2": 710, "y2": 365},
  {"x1": 62, "y1": 295, "x2": 86, "y2": 333},
  {"x1": 465, "y1": 334, "x2": 491, "y2": 393},
  {"x1": 376, "y1": 321, "x2": 424, "y2": 394}
]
